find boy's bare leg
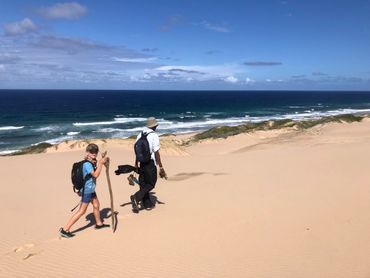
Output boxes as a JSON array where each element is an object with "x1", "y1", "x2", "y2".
[
  {"x1": 63, "y1": 203, "x2": 89, "y2": 232},
  {"x1": 91, "y1": 197, "x2": 103, "y2": 226}
]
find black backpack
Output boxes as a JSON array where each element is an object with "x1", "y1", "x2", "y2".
[
  {"x1": 71, "y1": 160, "x2": 93, "y2": 193},
  {"x1": 134, "y1": 132, "x2": 152, "y2": 164}
]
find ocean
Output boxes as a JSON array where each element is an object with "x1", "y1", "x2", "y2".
[{"x1": 1, "y1": 90, "x2": 370, "y2": 155}]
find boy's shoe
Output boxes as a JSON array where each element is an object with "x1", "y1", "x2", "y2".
[
  {"x1": 130, "y1": 195, "x2": 139, "y2": 213},
  {"x1": 95, "y1": 223, "x2": 110, "y2": 230},
  {"x1": 59, "y1": 228, "x2": 75, "y2": 238}
]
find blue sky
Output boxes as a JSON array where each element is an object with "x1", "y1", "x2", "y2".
[{"x1": 0, "y1": 0, "x2": 369, "y2": 90}]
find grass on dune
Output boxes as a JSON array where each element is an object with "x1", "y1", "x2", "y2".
[{"x1": 191, "y1": 114, "x2": 365, "y2": 142}]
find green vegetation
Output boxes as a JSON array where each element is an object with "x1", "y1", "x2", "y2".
[
  {"x1": 12, "y1": 143, "x2": 53, "y2": 156},
  {"x1": 190, "y1": 114, "x2": 365, "y2": 142},
  {"x1": 295, "y1": 114, "x2": 363, "y2": 129}
]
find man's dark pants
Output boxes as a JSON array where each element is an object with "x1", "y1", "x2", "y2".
[{"x1": 134, "y1": 160, "x2": 157, "y2": 208}]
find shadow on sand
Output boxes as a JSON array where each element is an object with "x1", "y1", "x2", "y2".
[
  {"x1": 168, "y1": 172, "x2": 228, "y2": 181},
  {"x1": 71, "y1": 207, "x2": 117, "y2": 233},
  {"x1": 120, "y1": 191, "x2": 165, "y2": 211}
]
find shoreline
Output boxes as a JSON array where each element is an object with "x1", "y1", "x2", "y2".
[{"x1": 2, "y1": 112, "x2": 368, "y2": 156}]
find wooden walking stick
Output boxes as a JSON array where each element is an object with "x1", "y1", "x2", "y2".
[{"x1": 101, "y1": 151, "x2": 116, "y2": 232}]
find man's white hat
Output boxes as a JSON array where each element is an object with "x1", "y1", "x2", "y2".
[{"x1": 146, "y1": 117, "x2": 158, "y2": 128}]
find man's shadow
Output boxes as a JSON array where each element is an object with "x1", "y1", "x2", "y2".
[
  {"x1": 121, "y1": 191, "x2": 165, "y2": 211},
  {"x1": 71, "y1": 208, "x2": 113, "y2": 233}
]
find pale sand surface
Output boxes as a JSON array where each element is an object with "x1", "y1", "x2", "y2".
[{"x1": 1, "y1": 120, "x2": 370, "y2": 277}]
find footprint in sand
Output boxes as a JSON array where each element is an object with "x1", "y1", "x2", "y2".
[
  {"x1": 9, "y1": 243, "x2": 42, "y2": 261},
  {"x1": 13, "y1": 247, "x2": 24, "y2": 253},
  {"x1": 13, "y1": 243, "x2": 35, "y2": 253},
  {"x1": 23, "y1": 251, "x2": 42, "y2": 260}
]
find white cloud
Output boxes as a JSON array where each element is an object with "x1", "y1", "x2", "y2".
[
  {"x1": 245, "y1": 77, "x2": 255, "y2": 84},
  {"x1": 266, "y1": 78, "x2": 284, "y2": 82},
  {"x1": 0, "y1": 34, "x2": 160, "y2": 86},
  {"x1": 38, "y1": 2, "x2": 87, "y2": 20},
  {"x1": 224, "y1": 76, "x2": 238, "y2": 83},
  {"x1": 129, "y1": 64, "x2": 248, "y2": 84},
  {"x1": 4, "y1": 18, "x2": 38, "y2": 36},
  {"x1": 0, "y1": 64, "x2": 5, "y2": 71},
  {"x1": 113, "y1": 57, "x2": 157, "y2": 63}
]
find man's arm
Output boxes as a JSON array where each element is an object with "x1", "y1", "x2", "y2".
[
  {"x1": 155, "y1": 151, "x2": 167, "y2": 179},
  {"x1": 154, "y1": 151, "x2": 163, "y2": 168}
]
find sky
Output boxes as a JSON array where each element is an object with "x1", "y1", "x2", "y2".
[{"x1": 0, "y1": 0, "x2": 369, "y2": 90}]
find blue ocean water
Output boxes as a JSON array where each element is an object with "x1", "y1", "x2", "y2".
[{"x1": 1, "y1": 90, "x2": 370, "y2": 154}]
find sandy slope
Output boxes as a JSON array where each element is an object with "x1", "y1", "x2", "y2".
[{"x1": 1, "y1": 121, "x2": 370, "y2": 277}]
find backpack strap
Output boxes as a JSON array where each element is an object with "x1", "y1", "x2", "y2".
[
  {"x1": 142, "y1": 130, "x2": 153, "y2": 137},
  {"x1": 81, "y1": 160, "x2": 95, "y2": 195}
]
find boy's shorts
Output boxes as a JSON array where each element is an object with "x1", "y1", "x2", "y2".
[{"x1": 81, "y1": 192, "x2": 97, "y2": 203}]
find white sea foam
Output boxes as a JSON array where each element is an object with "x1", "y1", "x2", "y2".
[
  {"x1": 73, "y1": 121, "x2": 119, "y2": 126},
  {"x1": 245, "y1": 108, "x2": 370, "y2": 123},
  {"x1": 66, "y1": 131, "x2": 80, "y2": 136},
  {"x1": 113, "y1": 117, "x2": 147, "y2": 122},
  {"x1": 142, "y1": 118, "x2": 250, "y2": 132},
  {"x1": 41, "y1": 135, "x2": 76, "y2": 145},
  {"x1": 123, "y1": 127, "x2": 146, "y2": 132},
  {"x1": 154, "y1": 108, "x2": 370, "y2": 132},
  {"x1": 157, "y1": 119, "x2": 174, "y2": 125},
  {"x1": 73, "y1": 117, "x2": 147, "y2": 127},
  {"x1": 326, "y1": 108, "x2": 370, "y2": 115},
  {"x1": 93, "y1": 128, "x2": 126, "y2": 133},
  {"x1": 0, "y1": 126, "x2": 24, "y2": 131},
  {"x1": 0, "y1": 150, "x2": 19, "y2": 155},
  {"x1": 34, "y1": 126, "x2": 57, "y2": 132}
]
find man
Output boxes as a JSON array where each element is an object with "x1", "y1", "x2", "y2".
[{"x1": 131, "y1": 117, "x2": 167, "y2": 213}]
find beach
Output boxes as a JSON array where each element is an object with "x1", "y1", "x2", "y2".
[{"x1": 1, "y1": 119, "x2": 370, "y2": 278}]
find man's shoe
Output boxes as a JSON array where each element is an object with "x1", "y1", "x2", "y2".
[
  {"x1": 59, "y1": 228, "x2": 75, "y2": 238},
  {"x1": 143, "y1": 199, "x2": 155, "y2": 210},
  {"x1": 130, "y1": 195, "x2": 139, "y2": 213},
  {"x1": 95, "y1": 223, "x2": 110, "y2": 230}
]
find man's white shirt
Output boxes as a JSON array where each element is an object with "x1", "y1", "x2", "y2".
[{"x1": 136, "y1": 127, "x2": 160, "y2": 164}]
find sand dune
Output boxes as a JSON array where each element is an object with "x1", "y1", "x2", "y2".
[{"x1": 1, "y1": 120, "x2": 370, "y2": 277}]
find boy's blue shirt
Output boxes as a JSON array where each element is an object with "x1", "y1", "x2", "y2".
[{"x1": 82, "y1": 161, "x2": 96, "y2": 194}]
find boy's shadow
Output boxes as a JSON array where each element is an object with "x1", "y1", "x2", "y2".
[
  {"x1": 121, "y1": 191, "x2": 165, "y2": 211},
  {"x1": 71, "y1": 208, "x2": 112, "y2": 234}
]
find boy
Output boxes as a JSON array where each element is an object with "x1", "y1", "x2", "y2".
[{"x1": 60, "y1": 143, "x2": 110, "y2": 238}]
